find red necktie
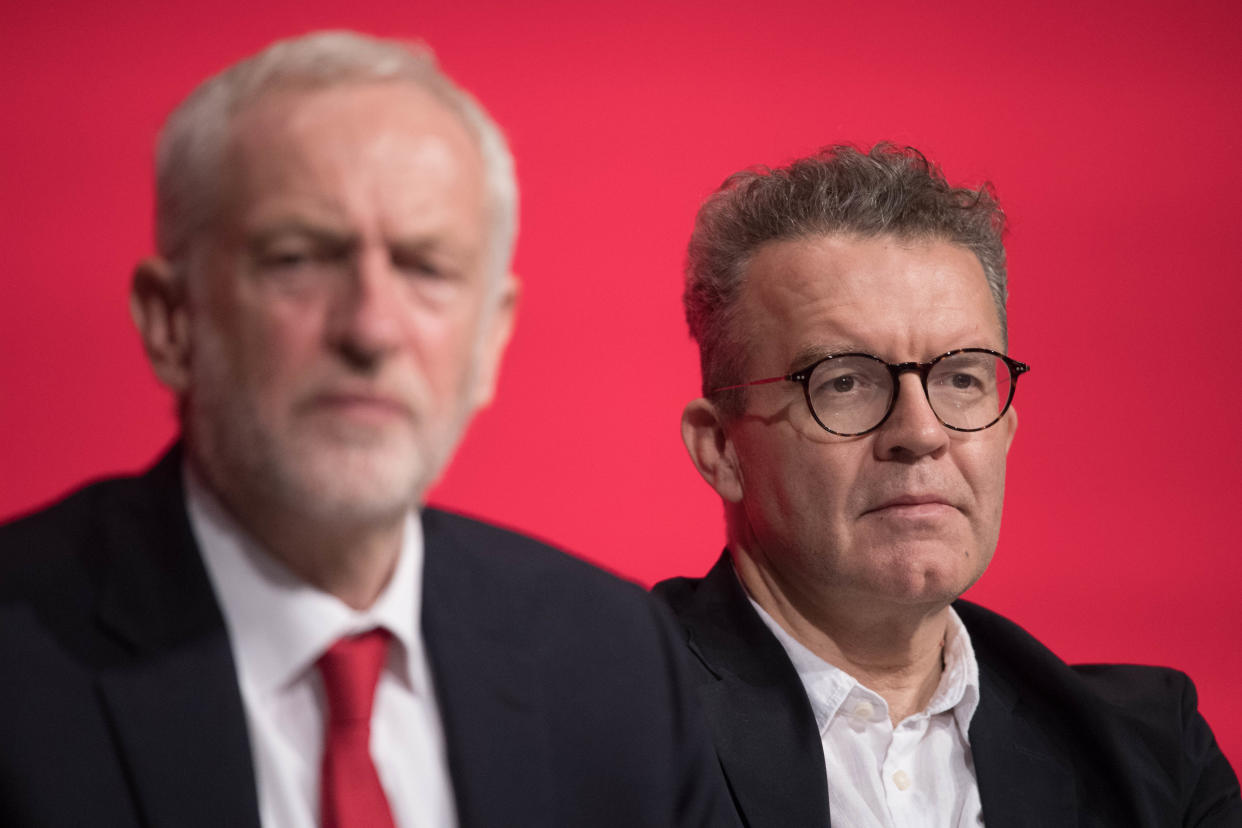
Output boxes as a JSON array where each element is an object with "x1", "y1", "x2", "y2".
[{"x1": 317, "y1": 629, "x2": 397, "y2": 828}]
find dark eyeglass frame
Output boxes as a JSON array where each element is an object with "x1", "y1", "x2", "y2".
[{"x1": 712, "y1": 347, "x2": 1031, "y2": 437}]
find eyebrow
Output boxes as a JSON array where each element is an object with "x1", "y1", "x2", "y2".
[
  {"x1": 785, "y1": 343, "x2": 870, "y2": 375},
  {"x1": 248, "y1": 220, "x2": 355, "y2": 249},
  {"x1": 786, "y1": 342, "x2": 1006, "y2": 375},
  {"x1": 246, "y1": 222, "x2": 469, "y2": 263}
]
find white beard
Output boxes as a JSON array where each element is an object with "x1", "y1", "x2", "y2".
[{"x1": 181, "y1": 318, "x2": 478, "y2": 533}]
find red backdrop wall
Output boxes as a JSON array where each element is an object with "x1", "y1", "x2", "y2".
[{"x1": 4, "y1": 0, "x2": 1240, "y2": 765}]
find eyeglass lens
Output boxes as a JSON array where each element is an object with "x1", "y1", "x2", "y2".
[{"x1": 806, "y1": 352, "x2": 1014, "y2": 434}]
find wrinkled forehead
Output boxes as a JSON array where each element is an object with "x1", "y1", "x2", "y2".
[
  {"x1": 217, "y1": 81, "x2": 487, "y2": 215},
  {"x1": 735, "y1": 233, "x2": 1003, "y2": 363}
]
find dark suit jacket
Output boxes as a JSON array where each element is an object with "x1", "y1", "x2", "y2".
[
  {"x1": 654, "y1": 553, "x2": 1242, "y2": 827},
  {"x1": 0, "y1": 449, "x2": 737, "y2": 828}
]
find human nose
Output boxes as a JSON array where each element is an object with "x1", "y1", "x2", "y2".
[
  {"x1": 326, "y1": 248, "x2": 404, "y2": 368},
  {"x1": 872, "y1": 372, "x2": 950, "y2": 460}
]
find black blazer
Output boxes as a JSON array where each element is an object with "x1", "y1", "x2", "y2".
[
  {"x1": 0, "y1": 449, "x2": 737, "y2": 828},
  {"x1": 654, "y1": 553, "x2": 1242, "y2": 827}
]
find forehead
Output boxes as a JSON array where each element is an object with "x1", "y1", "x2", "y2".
[
  {"x1": 737, "y1": 233, "x2": 1002, "y2": 367},
  {"x1": 216, "y1": 81, "x2": 487, "y2": 242}
]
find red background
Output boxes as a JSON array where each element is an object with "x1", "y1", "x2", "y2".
[{"x1": 4, "y1": 1, "x2": 1240, "y2": 764}]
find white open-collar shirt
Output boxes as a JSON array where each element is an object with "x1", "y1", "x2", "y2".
[
  {"x1": 186, "y1": 468, "x2": 459, "y2": 828},
  {"x1": 749, "y1": 593, "x2": 985, "y2": 827}
]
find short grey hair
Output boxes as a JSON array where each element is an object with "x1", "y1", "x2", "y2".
[
  {"x1": 155, "y1": 30, "x2": 518, "y2": 280},
  {"x1": 685, "y1": 143, "x2": 1008, "y2": 410}
]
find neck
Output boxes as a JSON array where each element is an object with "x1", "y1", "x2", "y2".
[
  {"x1": 254, "y1": 516, "x2": 405, "y2": 611},
  {"x1": 193, "y1": 464, "x2": 406, "y2": 611},
  {"x1": 733, "y1": 546, "x2": 950, "y2": 724}
]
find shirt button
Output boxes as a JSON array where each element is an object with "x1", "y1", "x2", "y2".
[
  {"x1": 853, "y1": 701, "x2": 874, "y2": 720},
  {"x1": 892, "y1": 770, "x2": 912, "y2": 791}
]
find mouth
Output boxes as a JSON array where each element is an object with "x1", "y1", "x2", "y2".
[
  {"x1": 303, "y1": 392, "x2": 414, "y2": 423},
  {"x1": 864, "y1": 495, "x2": 958, "y2": 519}
]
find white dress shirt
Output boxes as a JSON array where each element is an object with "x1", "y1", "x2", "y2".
[
  {"x1": 750, "y1": 597, "x2": 984, "y2": 827},
  {"x1": 186, "y1": 469, "x2": 459, "y2": 828}
]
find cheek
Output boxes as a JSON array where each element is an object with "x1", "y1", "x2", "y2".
[
  {"x1": 198, "y1": 301, "x2": 322, "y2": 402},
  {"x1": 247, "y1": 309, "x2": 323, "y2": 383},
  {"x1": 957, "y1": 440, "x2": 1009, "y2": 524},
  {"x1": 741, "y1": 433, "x2": 861, "y2": 519},
  {"x1": 200, "y1": 269, "x2": 321, "y2": 364},
  {"x1": 403, "y1": 304, "x2": 485, "y2": 382}
]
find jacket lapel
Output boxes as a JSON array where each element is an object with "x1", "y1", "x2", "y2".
[
  {"x1": 96, "y1": 633, "x2": 260, "y2": 828},
  {"x1": 94, "y1": 448, "x2": 261, "y2": 828},
  {"x1": 668, "y1": 554, "x2": 831, "y2": 827},
  {"x1": 968, "y1": 629, "x2": 1078, "y2": 827},
  {"x1": 421, "y1": 510, "x2": 552, "y2": 828}
]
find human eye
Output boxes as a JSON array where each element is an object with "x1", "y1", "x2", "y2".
[
  {"x1": 947, "y1": 372, "x2": 984, "y2": 391},
  {"x1": 391, "y1": 250, "x2": 448, "y2": 280},
  {"x1": 932, "y1": 371, "x2": 985, "y2": 397},
  {"x1": 254, "y1": 236, "x2": 339, "y2": 273},
  {"x1": 809, "y1": 359, "x2": 884, "y2": 404},
  {"x1": 819, "y1": 372, "x2": 869, "y2": 395},
  {"x1": 389, "y1": 237, "x2": 473, "y2": 282},
  {"x1": 252, "y1": 234, "x2": 350, "y2": 292},
  {"x1": 389, "y1": 245, "x2": 473, "y2": 309},
  {"x1": 261, "y1": 252, "x2": 322, "y2": 285},
  {"x1": 255, "y1": 241, "x2": 313, "y2": 270},
  {"x1": 930, "y1": 355, "x2": 996, "y2": 400}
]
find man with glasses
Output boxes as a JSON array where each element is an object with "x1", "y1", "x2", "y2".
[{"x1": 655, "y1": 144, "x2": 1240, "y2": 826}]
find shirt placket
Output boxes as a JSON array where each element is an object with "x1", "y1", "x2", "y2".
[{"x1": 882, "y1": 715, "x2": 931, "y2": 826}]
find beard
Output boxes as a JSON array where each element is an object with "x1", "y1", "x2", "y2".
[{"x1": 181, "y1": 319, "x2": 477, "y2": 534}]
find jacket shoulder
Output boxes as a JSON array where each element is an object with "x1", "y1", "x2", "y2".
[
  {"x1": 421, "y1": 506, "x2": 569, "y2": 561},
  {"x1": 0, "y1": 472, "x2": 154, "y2": 595},
  {"x1": 1071, "y1": 662, "x2": 1196, "y2": 711},
  {"x1": 957, "y1": 600, "x2": 1193, "y2": 706},
  {"x1": 957, "y1": 599, "x2": 1201, "y2": 726},
  {"x1": 651, "y1": 573, "x2": 703, "y2": 613},
  {"x1": 958, "y1": 599, "x2": 1241, "y2": 823},
  {"x1": 421, "y1": 506, "x2": 657, "y2": 620}
]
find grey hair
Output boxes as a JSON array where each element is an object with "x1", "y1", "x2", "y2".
[
  {"x1": 155, "y1": 30, "x2": 518, "y2": 281},
  {"x1": 684, "y1": 143, "x2": 1008, "y2": 411}
]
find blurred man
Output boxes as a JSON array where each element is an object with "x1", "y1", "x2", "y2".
[
  {"x1": 0, "y1": 31, "x2": 732, "y2": 828},
  {"x1": 655, "y1": 144, "x2": 1241, "y2": 826}
]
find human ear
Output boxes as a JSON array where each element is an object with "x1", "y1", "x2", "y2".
[
  {"x1": 681, "y1": 397, "x2": 744, "y2": 503},
  {"x1": 471, "y1": 273, "x2": 519, "y2": 409},
  {"x1": 130, "y1": 257, "x2": 192, "y2": 393},
  {"x1": 1003, "y1": 405, "x2": 1018, "y2": 453}
]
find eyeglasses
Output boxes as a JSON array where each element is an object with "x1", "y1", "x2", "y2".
[{"x1": 712, "y1": 348, "x2": 1030, "y2": 436}]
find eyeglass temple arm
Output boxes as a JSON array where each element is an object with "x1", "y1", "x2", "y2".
[{"x1": 708, "y1": 376, "x2": 790, "y2": 394}]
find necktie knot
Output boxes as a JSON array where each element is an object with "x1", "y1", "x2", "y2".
[{"x1": 318, "y1": 629, "x2": 390, "y2": 728}]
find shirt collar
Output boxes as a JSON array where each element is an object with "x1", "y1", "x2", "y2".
[
  {"x1": 184, "y1": 464, "x2": 426, "y2": 701},
  {"x1": 935, "y1": 608, "x2": 981, "y2": 737},
  {"x1": 746, "y1": 589, "x2": 980, "y2": 740}
]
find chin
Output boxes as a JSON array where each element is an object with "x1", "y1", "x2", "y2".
[
  {"x1": 188, "y1": 386, "x2": 468, "y2": 529},
  {"x1": 281, "y1": 439, "x2": 431, "y2": 525},
  {"x1": 863, "y1": 544, "x2": 984, "y2": 607}
]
